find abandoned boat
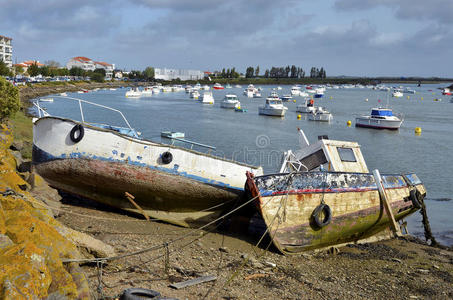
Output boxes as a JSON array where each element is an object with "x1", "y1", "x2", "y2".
[
  {"x1": 32, "y1": 97, "x2": 263, "y2": 227},
  {"x1": 245, "y1": 129, "x2": 426, "y2": 254}
]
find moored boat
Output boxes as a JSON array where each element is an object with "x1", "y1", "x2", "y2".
[
  {"x1": 199, "y1": 91, "x2": 214, "y2": 104},
  {"x1": 125, "y1": 87, "x2": 142, "y2": 98},
  {"x1": 308, "y1": 106, "x2": 332, "y2": 122},
  {"x1": 213, "y1": 83, "x2": 224, "y2": 90},
  {"x1": 245, "y1": 130, "x2": 426, "y2": 254},
  {"x1": 258, "y1": 94, "x2": 288, "y2": 117},
  {"x1": 296, "y1": 98, "x2": 316, "y2": 113},
  {"x1": 355, "y1": 107, "x2": 403, "y2": 130},
  {"x1": 32, "y1": 97, "x2": 263, "y2": 228},
  {"x1": 221, "y1": 94, "x2": 240, "y2": 109}
]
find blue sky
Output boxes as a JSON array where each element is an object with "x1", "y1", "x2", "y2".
[{"x1": 1, "y1": 0, "x2": 452, "y2": 77}]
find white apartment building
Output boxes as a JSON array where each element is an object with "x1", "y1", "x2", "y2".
[
  {"x1": 154, "y1": 68, "x2": 204, "y2": 80},
  {"x1": 67, "y1": 57, "x2": 115, "y2": 79},
  {"x1": 0, "y1": 35, "x2": 13, "y2": 68}
]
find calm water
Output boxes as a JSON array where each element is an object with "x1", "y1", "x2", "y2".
[{"x1": 33, "y1": 83, "x2": 453, "y2": 246}]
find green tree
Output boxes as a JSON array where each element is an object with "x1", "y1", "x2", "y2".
[
  {"x1": 14, "y1": 65, "x2": 24, "y2": 75},
  {"x1": 69, "y1": 66, "x2": 84, "y2": 77},
  {"x1": 39, "y1": 65, "x2": 50, "y2": 77},
  {"x1": 90, "y1": 72, "x2": 104, "y2": 82},
  {"x1": 143, "y1": 67, "x2": 154, "y2": 80},
  {"x1": 245, "y1": 66, "x2": 255, "y2": 78},
  {"x1": 0, "y1": 76, "x2": 20, "y2": 121},
  {"x1": 94, "y1": 68, "x2": 106, "y2": 76},
  {"x1": 255, "y1": 66, "x2": 260, "y2": 77},
  {"x1": 28, "y1": 63, "x2": 40, "y2": 77},
  {"x1": 0, "y1": 60, "x2": 12, "y2": 76}
]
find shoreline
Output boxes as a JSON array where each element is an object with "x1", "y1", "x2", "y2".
[{"x1": 2, "y1": 82, "x2": 452, "y2": 299}]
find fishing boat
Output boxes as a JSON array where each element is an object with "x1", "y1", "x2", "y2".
[
  {"x1": 245, "y1": 129, "x2": 426, "y2": 254},
  {"x1": 221, "y1": 94, "x2": 240, "y2": 109},
  {"x1": 296, "y1": 98, "x2": 316, "y2": 113},
  {"x1": 355, "y1": 107, "x2": 403, "y2": 130},
  {"x1": 308, "y1": 106, "x2": 332, "y2": 122},
  {"x1": 32, "y1": 97, "x2": 263, "y2": 228},
  {"x1": 141, "y1": 87, "x2": 153, "y2": 97}
]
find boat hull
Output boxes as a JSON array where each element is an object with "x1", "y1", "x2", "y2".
[
  {"x1": 33, "y1": 117, "x2": 262, "y2": 227},
  {"x1": 246, "y1": 171, "x2": 425, "y2": 254},
  {"x1": 308, "y1": 113, "x2": 331, "y2": 122},
  {"x1": 220, "y1": 102, "x2": 238, "y2": 109},
  {"x1": 258, "y1": 107, "x2": 286, "y2": 117},
  {"x1": 355, "y1": 117, "x2": 402, "y2": 130}
]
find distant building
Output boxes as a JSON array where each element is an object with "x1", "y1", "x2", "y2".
[
  {"x1": 154, "y1": 68, "x2": 204, "y2": 81},
  {"x1": 14, "y1": 60, "x2": 44, "y2": 73},
  {"x1": 66, "y1": 57, "x2": 115, "y2": 79},
  {"x1": 0, "y1": 35, "x2": 13, "y2": 68}
]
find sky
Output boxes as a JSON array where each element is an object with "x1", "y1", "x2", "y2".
[{"x1": 1, "y1": 0, "x2": 452, "y2": 77}]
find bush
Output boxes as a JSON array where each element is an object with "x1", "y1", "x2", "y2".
[{"x1": 0, "y1": 76, "x2": 20, "y2": 121}]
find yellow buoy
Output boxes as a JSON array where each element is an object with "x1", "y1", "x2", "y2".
[
  {"x1": 421, "y1": 97, "x2": 423, "y2": 101},
  {"x1": 347, "y1": 120, "x2": 351, "y2": 127},
  {"x1": 407, "y1": 96, "x2": 410, "y2": 100},
  {"x1": 293, "y1": 100, "x2": 296, "y2": 103},
  {"x1": 415, "y1": 127, "x2": 422, "y2": 134},
  {"x1": 330, "y1": 96, "x2": 333, "y2": 99},
  {"x1": 297, "y1": 114, "x2": 301, "y2": 120}
]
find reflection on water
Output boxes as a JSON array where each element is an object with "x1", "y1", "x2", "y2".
[{"x1": 31, "y1": 83, "x2": 453, "y2": 246}]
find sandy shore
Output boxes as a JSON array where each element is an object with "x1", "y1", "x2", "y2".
[{"x1": 55, "y1": 195, "x2": 453, "y2": 300}]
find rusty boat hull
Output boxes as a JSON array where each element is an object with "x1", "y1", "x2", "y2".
[
  {"x1": 245, "y1": 171, "x2": 426, "y2": 254},
  {"x1": 32, "y1": 117, "x2": 263, "y2": 227}
]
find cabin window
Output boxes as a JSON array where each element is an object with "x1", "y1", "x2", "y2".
[{"x1": 337, "y1": 147, "x2": 356, "y2": 162}]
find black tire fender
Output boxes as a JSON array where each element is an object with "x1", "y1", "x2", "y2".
[
  {"x1": 120, "y1": 288, "x2": 160, "y2": 300},
  {"x1": 161, "y1": 151, "x2": 173, "y2": 164},
  {"x1": 70, "y1": 124, "x2": 84, "y2": 143},
  {"x1": 311, "y1": 203, "x2": 332, "y2": 228},
  {"x1": 409, "y1": 189, "x2": 422, "y2": 209}
]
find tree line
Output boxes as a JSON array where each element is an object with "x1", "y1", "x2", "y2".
[{"x1": 244, "y1": 65, "x2": 326, "y2": 79}]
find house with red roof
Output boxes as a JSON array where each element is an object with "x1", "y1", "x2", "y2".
[
  {"x1": 13, "y1": 60, "x2": 45, "y2": 73},
  {"x1": 66, "y1": 57, "x2": 115, "y2": 79}
]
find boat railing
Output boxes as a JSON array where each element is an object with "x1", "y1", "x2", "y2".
[
  {"x1": 34, "y1": 96, "x2": 135, "y2": 132},
  {"x1": 170, "y1": 137, "x2": 216, "y2": 153}
]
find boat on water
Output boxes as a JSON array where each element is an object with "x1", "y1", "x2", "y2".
[
  {"x1": 141, "y1": 87, "x2": 153, "y2": 97},
  {"x1": 308, "y1": 106, "x2": 332, "y2": 122},
  {"x1": 199, "y1": 91, "x2": 215, "y2": 104},
  {"x1": 281, "y1": 95, "x2": 293, "y2": 102},
  {"x1": 258, "y1": 93, "x2": 288, "y2": 117},
  {"x1": 245, "y1": 129, "x2": 426, "y2": 254},
  {"x1": 39, "y1": 98, "x2": 54, "y2": 102},
  {"x1": 190, "y1": 90, "x2": 200, "y2": 99},
  {"x1": 161, "y1": 131, "x2": 185, "y2": 139},
  {"x1": 290, "y1": 86, "x2": 301, "y2": 96},
  {"x1": 244, "y1": 84, "x2": 257, "y2": 98},
  {"x1": 213, "y1": 83, "x2": 224, "y2": 90},
  {"x1": 296, "y1": 98, "x2": 316, "y2": 113},
  {"x1": 392, "y1": 90, "x2": 403, "y2": 98},
  {"x1": 355, "y1": 107, "x2": 403, "y2": 130},
  {"x1": 221, "y1": 94, "x2": 240, "y2": 109},
  {"x1": 60, "y1": 92, "x2": 68, "y2": 97},
  {"x1": 125, "y1": 87, "x2": 142, "y2": 98},
  {"x1": 32, "y1": 97, "x2": 263, "y2": 227}
]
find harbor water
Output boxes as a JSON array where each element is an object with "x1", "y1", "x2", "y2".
[{"x1": 33, "y1": 83, "x2": 453, "y2": 246}]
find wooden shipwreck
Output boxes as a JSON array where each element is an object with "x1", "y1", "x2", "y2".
[{"x1": 245, "y1": 130, "x2": 426, "y2": 254}]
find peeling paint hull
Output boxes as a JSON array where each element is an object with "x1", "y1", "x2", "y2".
[
  {"x1": 32, "y1": 117, "x2": 263, "y2": 227},
  {"x1": 246, "y1": 171, "x2": 425, "y2": 254}
]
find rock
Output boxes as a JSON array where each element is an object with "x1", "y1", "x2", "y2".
[
  {"x1": 0, "y1": 234, "x2": 14, "y2": 249},
  {"x1": 10, "y1": 141, "x2": 24, "y2": 152},
  {"x1": 264, "y1": 261, "x2": 276, "y2": 268},
  {"x1": 219, "y1": 246, "x2": 229, "y2": 253},
  {"x1": 18, "y1": 161, "x2": 32, "y2": 173}
]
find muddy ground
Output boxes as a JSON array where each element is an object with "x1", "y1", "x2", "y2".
[{"x1": 54, "y1": 195, "x2": 453, "y2": 300}]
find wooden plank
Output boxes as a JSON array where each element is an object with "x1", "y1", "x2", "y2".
[
  {"x1": 169, "y1": 275, "x2": 217, "y2": 289},
  {"x1": 124, "y1": 192, "x2": 150, "y2": 221},
  {"x1": 372, "y1": 169, "x2": 401, "y2": 236}
]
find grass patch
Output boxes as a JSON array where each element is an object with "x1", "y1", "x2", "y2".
[{"x1": 9, "y1": 110, "x2": 33, "y2": 159}]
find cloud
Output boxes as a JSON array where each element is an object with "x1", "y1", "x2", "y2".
[{"x1": 334, "y1": 0, "x2": 453, "y2": 25}]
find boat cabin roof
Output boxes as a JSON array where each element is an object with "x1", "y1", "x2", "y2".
[
  {"x1": 286, "y1": 138, "x2": 369, "y2": 173},
  {"x1": 371, "y1": 108, "x2": 393, "y2": 117}
]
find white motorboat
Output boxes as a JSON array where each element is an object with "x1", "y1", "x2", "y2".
[
  {"x1": 190, "y1": 90, "x2": 200, "y2": 99},
  {"x1": 392, "y1": 90, "x2": 403, "y2": 98},
  {"x1": 213, "y1": 83, "x2": 224, "y2": 90},
  {"x1": 259, "y1": 96, "x2": 288, "y2": 117},
  {"x1": 299, "y1": 91, "x2": 309, "y2": 97},
  {"x1": 244, "y1": 84, "x2": 257, "y2": 98},
  {"x1": 40, "y1": 98, "x2": 54, "y2": 102},
  {"x1": 290, "y1": 86, "x2": 301, "y2": 96},
  {"x1": 221, "y1": 94, "x2": 240, "y2": 109},
  {"x1": 281, "y1": 95, "x2": 293, "y2": 102},
  {"x1": 202, "y1": 85, "x2": 210, "y2": 90},
  {"x1": 200, "y1": 91, "x2": 214, "y2": 104},
  {"x1": 253, "y1": 92, "x2": 262, "y2": 98},
  {"x1": 296, "y1": 98, "x2": 316, "y2": 113},
  {"x1": 125, "y1": 87, "x2": 142, "y2": 98},
  {"x1": 141, "y1": 87, "x2": 153, "y2": 97},
  {"x1": 60, "y1": 92, "x2": 68, "y2": 97},
  {"x1": 355, "y1": 107, "x2": 403, "y2": 130},
  {"x1": 308, "y1": 107, "x2": 332, "y2": 122},
  {"x1": 235, "y1": 85, "x2": 242, "y2": 88},
  {"x1": 152, "y1": 86, "x2": 161, "y2": 94}
]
